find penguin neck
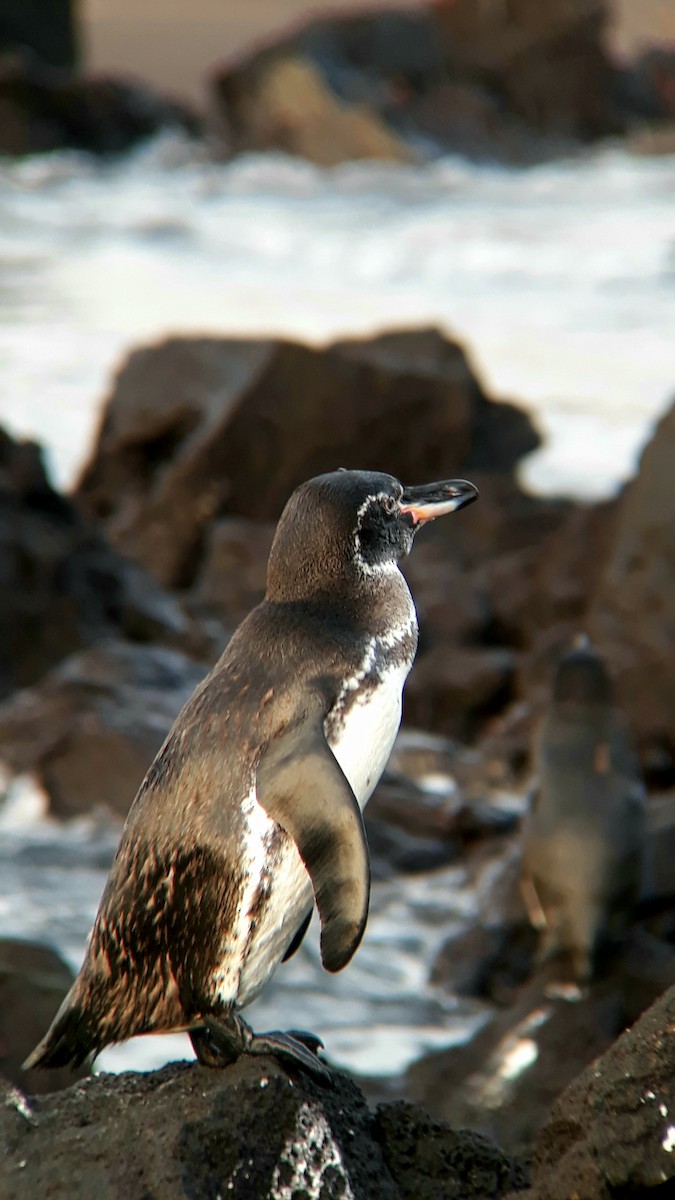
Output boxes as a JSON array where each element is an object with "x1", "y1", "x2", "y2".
[{"x1": 266, "y1": 560, "x2": 416, "y2": 640}]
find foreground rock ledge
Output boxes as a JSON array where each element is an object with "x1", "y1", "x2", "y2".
[
  {"x1": 512, "y1": 981, "x2": 675, "y2": 1200},
  {"x1": 0, "y1": 1055, "x2": 526, "y2": 1200}
]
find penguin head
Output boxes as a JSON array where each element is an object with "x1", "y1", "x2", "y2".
[
  {"x1": 267, "y1": 469, "x2": 478, "y2": 600},
  {"x1": 552, "y1": 638, "x2": 613, "y2": 710}
]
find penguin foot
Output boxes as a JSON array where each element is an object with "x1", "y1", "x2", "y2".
[
  {"x1": 246, "y1": 1029, "x2": 332, "y2": 1083},
  {"x1": 191, "y1": 1014, "x2": 331, "y2": 1083},
  {"x1": 286, "y1": 1029, "x2": 325, "y2": 1056},
  {"x1": 190, "y1": 1018, "x2": 241, "y2": 1067}
]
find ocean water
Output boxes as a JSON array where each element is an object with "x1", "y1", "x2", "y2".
[
  {"x1": 0, "y1": 136, "x2": 673, "y2": 1077},
  {"x1": 0, "y1": 134, "x2": 674, "y2": 498}
]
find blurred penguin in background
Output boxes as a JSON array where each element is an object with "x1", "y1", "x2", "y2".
[{"x1": 522, "y1": 635, "x2": 646, "y2": 982}]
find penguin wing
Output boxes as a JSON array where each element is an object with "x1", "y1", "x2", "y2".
[{"x1": 256, "y1": 712, "x2": 371, "y2": 973}]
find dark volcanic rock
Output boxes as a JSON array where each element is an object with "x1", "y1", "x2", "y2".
[
  {"x1": 0, "y1": 939, "x2": 87, "y2": 1095},
  {"x1": 0, "y1": 427, "x2": 199, "y2": 701},
  {"x1": 0, "y1": 53, "x2": 198, "y2": 157},
  {"x1": 187, "y1": 516, "x2": 274, "y2": 635},
  {"x1": 513, "y1": 982, "x2": 675, "y2": 1200},
  {"x1": 404, "y1": 644, "x2": 516, "y2": 741},
  {"x1": 407, "y1": 941, "x2": 674, "y2": 1158},
  {"x1": 212, "y1": 51, "x2": 415, "y2": 166},
  {"x1": 0, "y1": 0, "x2": 78, "y2": 71},
  {"x1": 585, "y1": 398, "x2": 675, "y2": 782},
  {"x1": 76, "y1": 328, "x2": 539, "y2": 589},
  {"x1": 375, "y1": 1101, "x2": 528, "y2": 1199},
  {"x1": 211, "y1": 0, "x2": 622, "y2": 164},
  {"x1": 0, "y1": 1055, "x2": 526, "y2": 1200},
  {"x1": 0, "y1": 640, "x2": 207, "y2": 818}
]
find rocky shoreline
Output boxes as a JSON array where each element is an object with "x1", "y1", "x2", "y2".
[
  {"x1": 1, "y1": 1, "x2": 675, "y2": 161},
  {"x1": 1, "y1": 981, "x2": 673, "y2": 1198},
  {"x1": 0, "y1": 322, "x2": 673, "y2": 1195}
]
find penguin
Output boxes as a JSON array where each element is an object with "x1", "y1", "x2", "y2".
[
  {"x1": 25, "y1": 468, "x2": 478, "y2": 1078},
  {"x1": 522, "y1": 636, "x2": 646, "y2": 982}
]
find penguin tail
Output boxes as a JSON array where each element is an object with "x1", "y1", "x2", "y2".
[{"x1": 23, "y1": 989, "x2": 96, "y2": 1071}]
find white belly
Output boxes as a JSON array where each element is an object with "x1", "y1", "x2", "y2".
[
  {"x1": 219, "y1": 631, "x2": 416, "y2": 1009},
  {"x1": 214, "y1": 789, "x2": 312, "y2": 1010},
  {"x1": 327, "y1": 658, "x2": 411, "y2": 807}
]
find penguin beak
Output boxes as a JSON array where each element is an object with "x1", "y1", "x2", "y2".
[{"x1": 399, "y1": 479, "x2": 478, "y2": 526}]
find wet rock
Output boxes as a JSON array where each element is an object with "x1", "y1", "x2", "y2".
[
  {"x1": 0, "y1": 1054, "x2": 527, "y2": 1200},
  {"x1": 374, "y1": 1101, "x2": 528, "y2": 1199},
  {"x1": 408, "y1": 932, "x2": 674, "y2": 1159},
  {"x1": 365, "y1": 813, "x2": 458, "y2": 881},
  {"x1": 76, "y1": 329, "x2": 539, "y2": 589},
  {"x1": 0, "y1": 426, "x2": 200, "y2": 701},
  {"x1": 0, "y1": 52, "x2": 198, "y2": 157},
  {"x1": 0, "y1": 0, "x2": 78, "y2": 71},
  {"x1": 618, "y1": 47, "x2": 675, "y2": 125},
  {"x1": 432, "y1": 0, "x2": 617, "y2": 143},
  {"x1": 211, "y1": 1, "x2": 622, "y2": 165},
  {"x1": 0, "y1": 939, "x2": 86, "y2": 1095},
  {"x1": 404, "y1": 644, "x2": 516, "y2": 741},
  {"x1": 645, "y1": 791, "x2": 675, "y2": 917},
  {"x1": 483, "y1": 499, "x2": 618, "y2": 656},
  {"x1": 514, "y1": 982, "x2": 675, "y2": 1200},
  {"x1": 0, "y1": 640, "x2": 207, "y2": 819},
  {"x1": 587, "y1": 397, "x2": 675, "y2": 783},
  {"x1": 431, "y1": 921, "x2": 537, "y2": 1003},
  {"x1": 213, "y1": 53, "x2": 415, "y2": 166},
  {"x1": 187, "y1": 516, "x2": 274, "y2": 635}
]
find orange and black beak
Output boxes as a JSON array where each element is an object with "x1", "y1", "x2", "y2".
[{"x1": 399, "y1": 478, "x2": 478, "y2": 526}]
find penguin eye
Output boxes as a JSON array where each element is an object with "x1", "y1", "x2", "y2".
[{"x1": 382, "y1": 496, "x2": 397, "y2": 516}]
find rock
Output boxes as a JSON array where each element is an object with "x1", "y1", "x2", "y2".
[
  {"x1": 483, "y1": 499, "x2": 618, "y2": 655},
  {"x1": 213, "y1": 53, "x2": 415, "y2": 165},
  {"x1": 187, "y1": 516, "x2": 274, "y2": 635},
  {"x1": 514, "y1": 982, "x2": 675, "y2": 1199},
  {"x1": 0, "y1": 939, "x2": 87, "y2": 1095},
  {"x1": 406, "y1": 974, "x2": 623, "y2": 1157},
  {"x1": 375, "y1": 1102, "x2": 528, "y2": 1199},
  {"x1": 0, "y1": 1054, "x2": 527, "y2": 1200},
  {"x1": 587, "y1": 397, "x2": 675, "y2": 782},
  {"x1": 435, "y1": 0, "x2": 618, "y2": 141},
  {"x1": 211, "y1": 1, "x2": 623, "y2": 164},
  {"x1": 0, "y1": 426, "x2": 201, "y2": 701},
  {"x1": 0, "y1": 52, "x2": 198, "y2": 157},
  {"x1": 0, "y1": 640, "x2": 207, "y2": 819},
  {"x1": 404, "y1": 645, "x2": 517, "y2": 741},
  {"x1": 334, "y1": 329, "x2": 540, "y2": 476},
  {"x1": 645, "y1": 791, "x2": 675, "y2": 914},
  {"x1": 0, "y1": 0, "x2": 78, "y2": 71},
  {"x1": 619, "y1": 47, "x2": 675, "y2": 125},
  {"x1": 76, "y1": 329, "x2": 539, "y2": 589}
]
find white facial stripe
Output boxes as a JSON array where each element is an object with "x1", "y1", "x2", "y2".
[{"x1": 353, "y1": 489, "x2": 403, "y2": 577}]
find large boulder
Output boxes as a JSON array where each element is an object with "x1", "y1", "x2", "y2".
[
  {"x1": 211, "y1": 1, "x2": 622, "y2": 165},
  {"x1": 0, "y1": 1054, "x2": 528, "y2": 1200},
  {"x1": 0, "y1": 640, "x2": 207, "y2": 819},
  {"x1": 0, "y1": 53, "x2": 198, "y2": 157},
  {"x1": 0, "y1": 939, "x2": 87, "y2": 1095},
  {"x1": 213, "y1": 52, "x2": 415, "y2": 165},
  {"x1": 513, "y1": 980, "x2": 675, "y2": 1199},
  {"x1": 0, "y1": 0, "x2": 78, "y2": 70},
  {"x1": 407, "y1": 947, "x2": 675, "y2": 1159},
  {"x1": 75, "y1": 328, "x2": 540, "y2": 589},
  {"x1": 0, "y1": 426, "x2": 199, "y2": 701},
  {"x1": 587, "y1": 397, "x2": 675, "y2": 779}
]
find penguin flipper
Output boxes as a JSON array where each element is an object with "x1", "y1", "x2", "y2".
[{"x1": 256, "y1": 716, "x2": 370, "y2": 973}]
